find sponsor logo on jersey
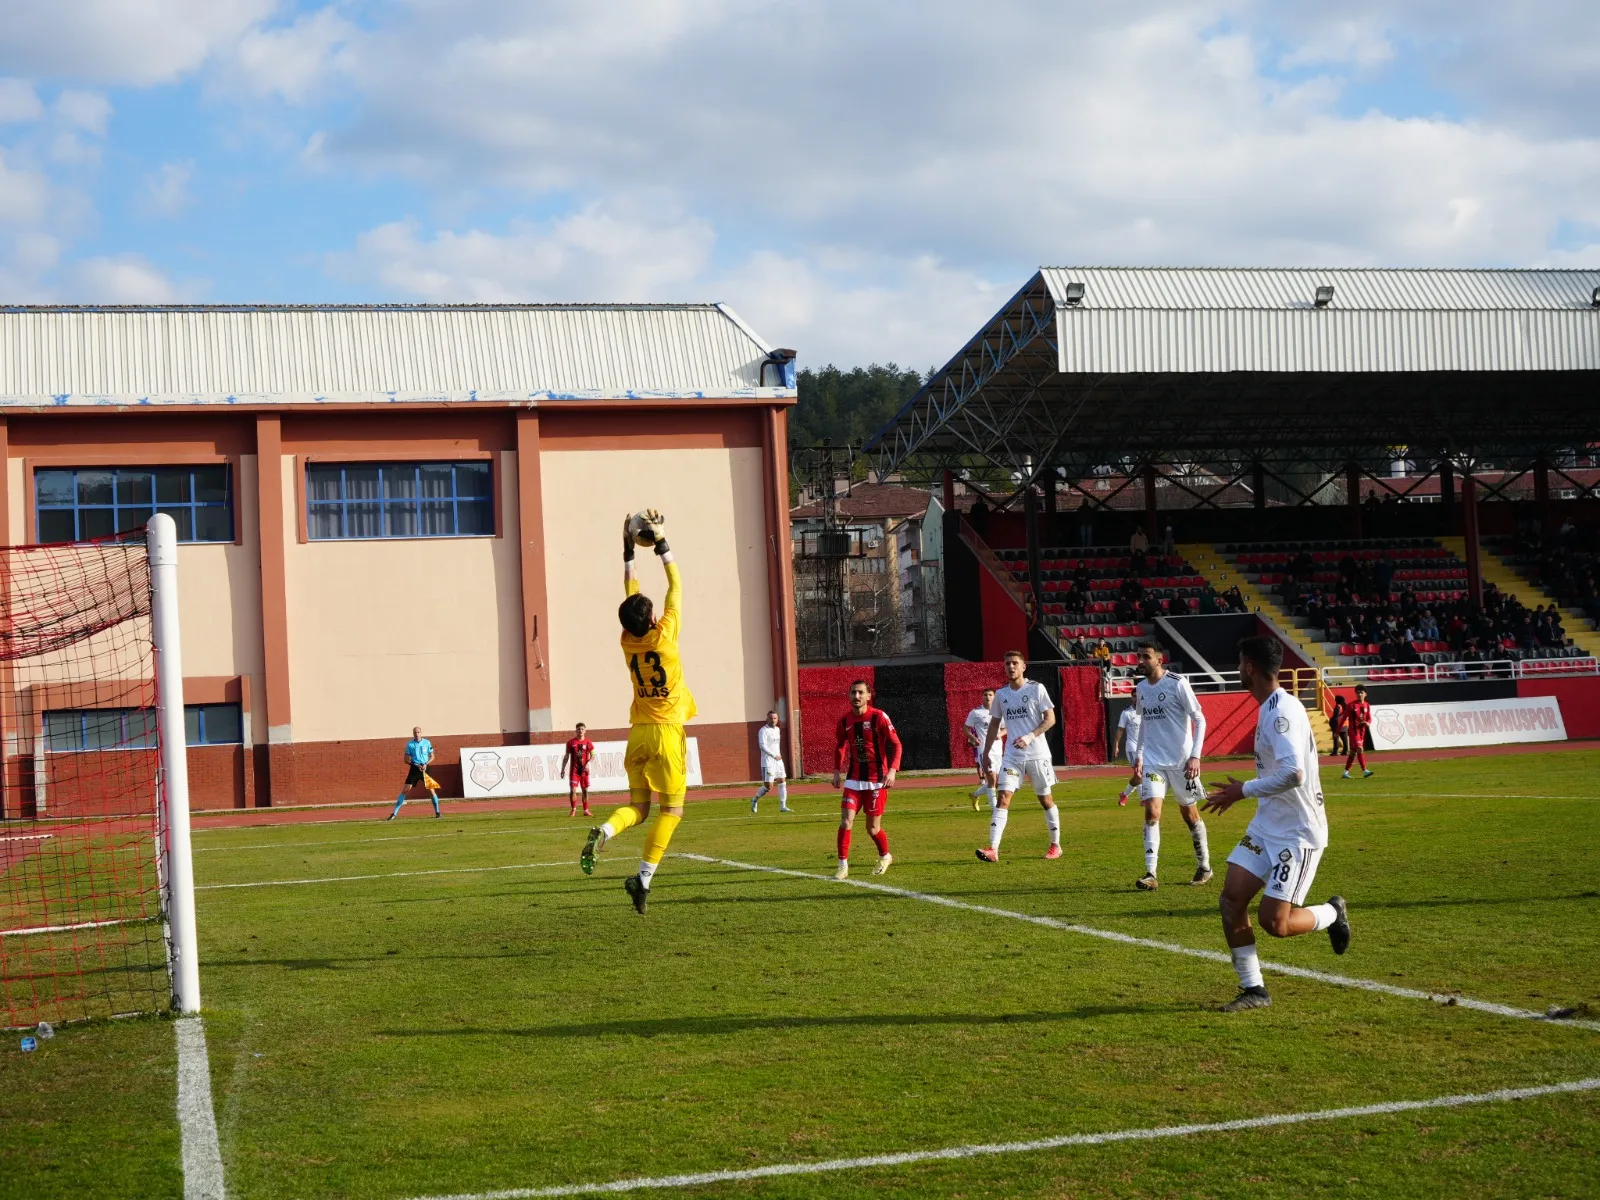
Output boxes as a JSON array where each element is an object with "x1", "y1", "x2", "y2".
[{"x1": 1274, "y1": 716, "x2": 1290, "y2": 734}]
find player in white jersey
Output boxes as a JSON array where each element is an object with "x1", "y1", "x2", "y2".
[
  {"x1": 1113, "y1": 705, "x2": 1142, "y2": 806},
  {"x1": 964, "y1": 688, "x2": 1003, "y2": 811},
  {"x1": 975, "y1": 651, "x2": 1061, "y2": 862},
  {"x1": 1130, "y1": 643, "x2": 1212, "y2": 890},
  {"x1": 1203, "y1": 636, "x2": 1351, "y2": 1012},
  {"x1": 750, "y1": 711, "x2": 791, "y2": 813}
]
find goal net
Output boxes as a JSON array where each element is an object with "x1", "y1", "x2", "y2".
[{"x1": 0, "y1": 523, "x2": 195, "y2": 1028}]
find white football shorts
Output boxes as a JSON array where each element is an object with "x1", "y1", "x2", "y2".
[
  {"x1": 1138, "y1": 762, "x2": 1204, "y2": 807},
  {"x1": 998, "y1": 747, "x2": 1056, "y2": 795},
  {"x1": 973, "y1": 739, "x2": 1003, "y2": 773},
  {"x1": 1227, "y1": 829, "x2": 1325, "y2": 905},
  {"x1": 761, "y1": 760, "x2": 786, "y2": 783}
]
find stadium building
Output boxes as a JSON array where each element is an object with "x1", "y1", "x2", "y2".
[{"x1": 0, "y1": 304, "x2": 800, "y2": 811}]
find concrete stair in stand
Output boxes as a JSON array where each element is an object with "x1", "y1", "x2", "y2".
[
  {"x1": 1445, "y1": 536, "x2": 1600, "y2": 662},
  {"x1": 1179, "y1": 542, "x2": 1333, "y2": 753}
]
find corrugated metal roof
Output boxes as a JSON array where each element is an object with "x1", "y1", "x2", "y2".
[
  {"x1": 1034, "y1": 268, "x2": 1600, "y2": 373},
  {"x1": 0, "y1": 303, "x2": 789, "y2": 405},
  {"x1": 1040, "y1": 267, "x2": 1600, "y2": 310}
]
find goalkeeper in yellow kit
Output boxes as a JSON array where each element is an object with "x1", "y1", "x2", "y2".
[{"x1": 580, "y1": 509, "x2": 697, "y2": 913}]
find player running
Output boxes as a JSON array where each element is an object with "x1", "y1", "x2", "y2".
[
  {"x1": 388, "y1": 726, "x2": 441, "y2": 820},
  {"x1": 833, "y1": 681, "x2": 901, "y2": 879},
  {"x1": 580, "y1": 511, "x2": 696, "y2": 914},
  {"x1": 560, "y1": 723, "x2": 595, "y2": 818},
  {"x1": 1130, "y1": 643, "x2": 1212, "y2": 889},
  {"x1": 1113, "y1": 703, "x2": 1142, "y2": 807},
  {"x1": 975, "y1": 651, "x2": 1062, "y2": 862},
  {"x1": 1203, "y1": 636, "x2": 1350, "y2": 1013},
  {"x1": 963, "y1": 687, "x2": 1002, "y2": 811},
  {"x1": 1343, "y1": 684, "x2": 1374, "y2": 778},
  {"x1": 750, "y1": 711, "x2": 791, "y2": 813}
]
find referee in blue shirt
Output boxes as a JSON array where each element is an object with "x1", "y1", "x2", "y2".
[{"x1": 389, "y1": 726, "x2": 442, "y2": 820}]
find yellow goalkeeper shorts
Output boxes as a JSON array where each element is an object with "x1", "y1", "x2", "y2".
[{"x1": 625, "y1": 723, "x2": 688, "y2": 796}]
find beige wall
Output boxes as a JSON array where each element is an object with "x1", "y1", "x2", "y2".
[
  {"x1": 281, "y1": 451, "x2": 527, "y2": 742},
  {"x1": 539, "y1": 447, "x2": 774, "y2": 730}
]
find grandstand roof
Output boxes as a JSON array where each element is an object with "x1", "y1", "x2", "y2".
[
  {"x1": 0, "y1": 303, "x2": 793, "y2": 406},
  {"x1": 867, "y1": 267, "x2": 1600, "y2": 488},
  {"x1": 790, "y1": 483, "x2": 933, "y2": 522}
]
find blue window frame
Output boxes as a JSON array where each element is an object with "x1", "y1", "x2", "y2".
[
  {"x1": 306, "y1": 461, "x2": 493, "y2": 540},
  {"x1": 44, "y1": 703, "x2": 243, "y2": 751},
  {"x1": 35, "y1": 466, "x2": 233, "y2": 544}
]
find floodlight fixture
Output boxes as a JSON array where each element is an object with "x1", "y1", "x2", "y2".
[
  {"x1": 1314, "y1": 285, "x2": 1335, "y2": 308},
  {"x1": 1062, "y1": 281, "x2": 1086, "y2": 306},
  {"x1": 1591, "y1": 285, "x2": 1600, "y2": 308}
]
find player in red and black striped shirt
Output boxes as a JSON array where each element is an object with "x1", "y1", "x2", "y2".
[
  {"x1": 832, "y1": 680, "x2": 902, "y2": 881},
  {"x1": 1343, "y1": 685, "x2": 1374, "y2": 778},
  {"x1": 561, "y1": 723, "x2": 596, "y2": 817}
]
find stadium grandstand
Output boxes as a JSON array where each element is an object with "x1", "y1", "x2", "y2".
[{"x1": 863, "y1": 266, "x2": 1600, "y2": 754}]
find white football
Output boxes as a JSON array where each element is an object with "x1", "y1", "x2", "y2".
[{"x1": 626, "y1": 510, "x2": 661, "y2": 547}]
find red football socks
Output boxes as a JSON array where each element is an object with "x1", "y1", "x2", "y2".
[
  {"x1": 837, "y1": 827, "x2": 851, "y2": 859},
  {"x1": 870, "y1": 829, "x2": 889, "y2": 856}
]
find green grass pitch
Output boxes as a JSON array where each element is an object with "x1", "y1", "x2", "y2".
[{"x1": 3, "y1": 749, "x2": 1600, "y2": 1199}]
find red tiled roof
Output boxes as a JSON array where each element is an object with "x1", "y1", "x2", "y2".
[{"x1": 791, "y1": 483, "x2": 933, "y2": 521}]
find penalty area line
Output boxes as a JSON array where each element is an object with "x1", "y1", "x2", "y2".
[
  {"x1": 678, "y1": 855, "x2": 1600, "y2": 1033},
  {"x1": 407, "y1": 1077, "x2": 1600, "y2": 1199}
]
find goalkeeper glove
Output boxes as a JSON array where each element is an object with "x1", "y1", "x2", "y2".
[
  {"x1": 621, "y1": 515, "x2": 635, "y2": 562},
  {"x1": 640, "y1": 509, "x2": 668, "y2": 553}
]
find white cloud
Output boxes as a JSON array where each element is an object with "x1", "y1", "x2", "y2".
[
  {"x1": 137, "y1": 161, "x2": 194, "y2": 218},
  {"x1": 0, "y1": 0, "x2": 275, "y2": 86},
  {"x1": 0, "y1": 78, "x2": 43, "y2": 124},
  {"x1": 227, "y1": 7, "x2": 354, "y2": 104},
  {"x1": 61, "y1": 253, "x2": 186, "y2": 302},
  {"x1": 54, "y1": 90, "x2": 111, "y2": 135}
]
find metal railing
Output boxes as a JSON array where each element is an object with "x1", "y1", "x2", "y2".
[{"x1": 1102, "y1": 656, "x2": 1599, "y2": 700}]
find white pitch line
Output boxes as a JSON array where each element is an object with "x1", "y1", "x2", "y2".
[
  {"x1": 1, "y1": 915, "x2": 151, "y2": 937},
  {"x1": 196, "y1": 860, "x2": 575, "y2": 891},
  {"x1": 175, "y1": 1017, "x2": 226, "y2": 1200},
  {"x1": 407, "y1": 1076, "x2": 1600, "y2": 1199},
  {"x1": 679, "y1": 854, "x2": 1600, "y2": 1033}
]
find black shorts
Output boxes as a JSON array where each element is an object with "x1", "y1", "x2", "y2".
[{"x1": 405, "y1": 763, "x2": 429, "y2": 786}]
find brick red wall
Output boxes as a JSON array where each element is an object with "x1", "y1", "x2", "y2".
[
  {"x1": 189, "y1": 746, "x2": 244, "y2": 810},
  {"x1": 38, "y1": 750, "x2": 157, "y2": 819},
  {"x1": 258, "y1": 719, "x2": 766, "y2": 807}
]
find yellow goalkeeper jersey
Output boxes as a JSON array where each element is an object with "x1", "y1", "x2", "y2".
[{"x1": 621, "y1": 560, "x2": 698, "y2": 726}]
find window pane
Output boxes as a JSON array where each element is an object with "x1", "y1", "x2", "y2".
[
  {"x1": 45, "y1": 712, "x2": 81, "y2": 753},
  {"x1": 115, "y1": 505, "x2": 153, "y2": 534},
  {"x1": 308, "y1": 505, "x2": 342, "y2": 540},
  {"x1": 124, "y1": 709, "x2": 157, "y2": 749},
  {"x1": 157, "y1": 506, "x2": 193, "y2": 541},
  {"x1": 115, "y1": 472, "x2": 153, "y2": 505},
  {"x1": 419, "y1": 501, "x2": 454, "y2": 536},
  {"x1": 184, "y1": 707, "x2": 202, "y2": 745},
  {"x1": 77, "y1": 471, "x2": 113, "y2": 505},
  {"x1": 192, "y1": 466, "x2": 228, "y2": 503},
  {"x1": 80, "y1": 508, "x2": 115, "y2": 540},
  {"x1": 82, "y1": 710, "x2": 122, "y2": 750},
  {"x1": 36, "y1": 470, "x2": 74, "y2": 506},
  {"x1": 194, "y1": 506, "x2": 232, "y2": 542},
  {"x1": 346, "y1": 502, "x2": 381, "y2": 537},
  {"x1": 202, "y1": 704, "x2": 242, "y2": 745},
  {"x1": 345, "y1": 467, "x2": 381, "y2": 502},
  {"x1": 385, "y1": 502, "x2": 418, "y2": 538},
  {"x1": 457, "y1": 497, "x2": 494, "y2": 535},
  {"x1": 382, "y1": 466, "x2": 417, "y2": 500},
  {"x1": 154, "y1": 468, "x2": 189, "y2": 504},
  {"x1": 307, "y1": 466, "x2": 343, "y2": 503},
  {"x1": 454, "y1": 462, "x2": 491, "y2": 498},
  {"x1": 38, "y1": 509, "x2": 76, "y2": 543},
  {"x1": 419, "y1": 465, "x2": 453, "y2": 499}
]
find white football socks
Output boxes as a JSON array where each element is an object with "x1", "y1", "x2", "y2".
[
  {"x1": 989, "y1": 806, "x2": 1010, "y2": 850},
  {"x1": 637, "y1": 860, "x2": 658, "y2": 888},
  {"x1": 1043, "y1": 802, "x2": 1060, "y2": 846},
  {"x1": 1191, "y1": 819, "x2": 1210, "y2": 869},
  {"x1": 777, "y1": 782, "x2": 788, "y2": 808},
  {"x1": 1307, "y1": 902, "x2": 1338, "y2": 931},
  {"x1": 986, "y1": 785, "x2": 997, "y2": 809},
  {"x1": 1231, "y1": 944, "x2": 1264, "y2": 989},
  {"x1": 599, "y1": 821, "x2": 616, "y2": 840},
  {"x1": 753, "y1": 784, "x2": 769, "y2": 801},
  {"x1": 1143, "y1": 822, "x2": 1160, "y2": 874}
]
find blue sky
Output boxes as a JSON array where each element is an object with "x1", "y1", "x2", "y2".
[{"x1": 0, "y1": 1, "x2": 1596, "y2": 367}]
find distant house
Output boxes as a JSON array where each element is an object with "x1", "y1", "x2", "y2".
[{"x1": 790, "y1": 484, "x2": 943, "y2": 659}]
